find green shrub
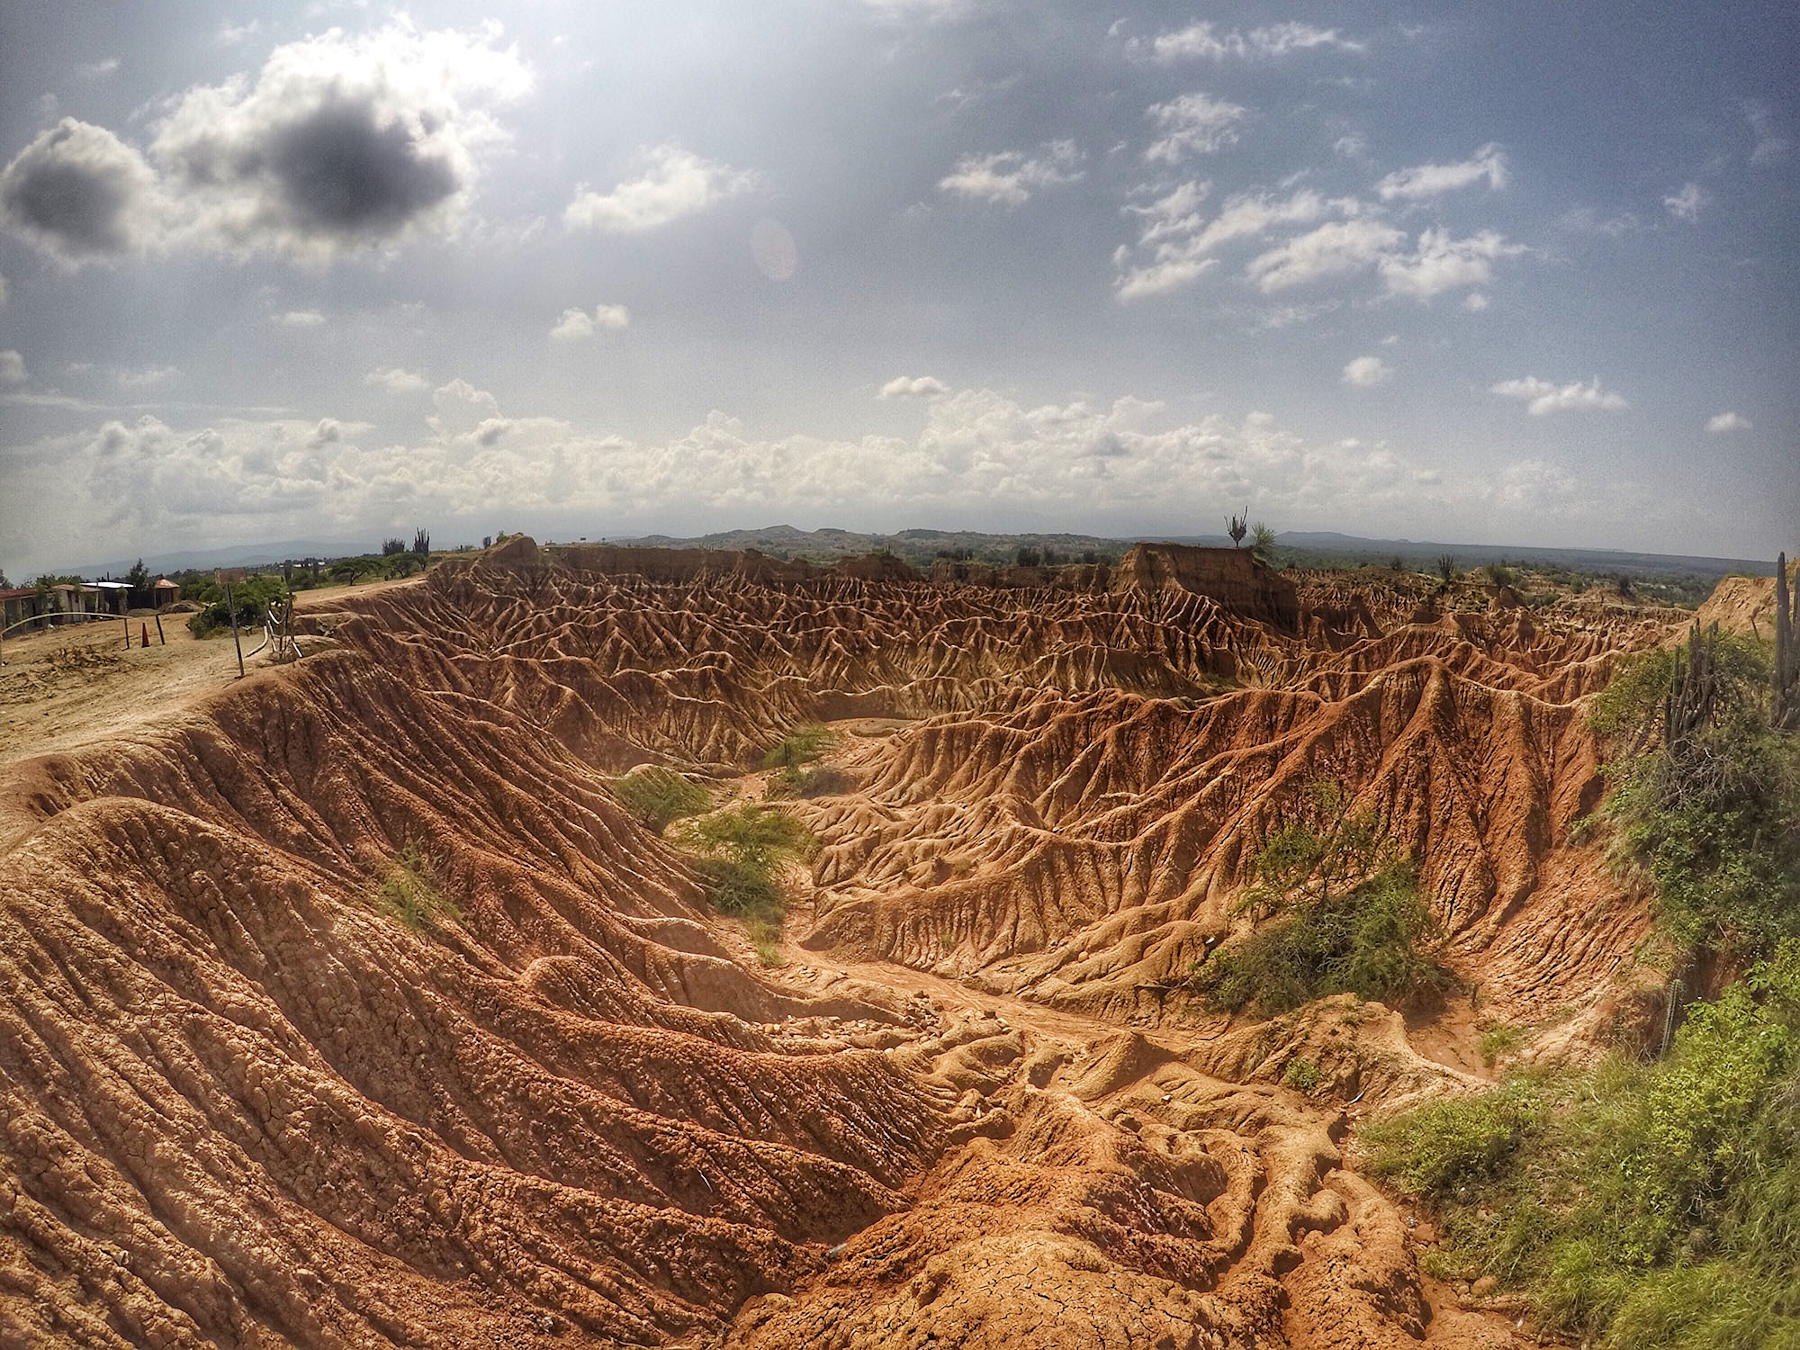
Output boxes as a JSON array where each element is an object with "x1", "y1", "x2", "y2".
[
  {"x1": 760, "y1": 723, "x2": 835, "y2": 771},
  {"x1": 370, "y1": 843, "x2": 460, "y2": 934},
  {"x1": 1283, "y1": 1057, "x2": 1324, "y2": 1094},
  {"x1": 1365, "y1": 1077, "x2": 1542, "y2": 1199},
  {"x1": 1368, "y1": 942, "x2": 1800, "y2": 1347},
  {"x1": 187, "y1": 574, "x2": 291, "y2": 637},
  {"x1": 766, "y1": 765, "x2": 855, "y2": 799},
  {"x1": 677, "y1": 803, "x2": 818, "y2": 872},
  {"x1": 611, "y1": 766, "x2": 710, "y2": 832},
  {"x1": 1187, "y1": 790, "x2": 1450, "y2": 1017},
  {"x1": 1593, "y1": 635, "x2": 1800, "y2": 953},
  {"x1": 1480, "y1": 1023, "x2": 1523, "y2": 1066},
  {"x1": 671, "y1": 803, "x2": 817, "y2": 954}
]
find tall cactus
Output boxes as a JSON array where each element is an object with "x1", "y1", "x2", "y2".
[
  {"x1": 1665, "y1": 620, "x2": 1720, "y2": 747},
  {"x1": 1777, "y1": 552, "x2": 1798, "y2": 730}
]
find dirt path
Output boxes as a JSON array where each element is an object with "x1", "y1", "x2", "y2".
[{"x1": 0, "y1": 578, "x2": 424, "y2": 776}]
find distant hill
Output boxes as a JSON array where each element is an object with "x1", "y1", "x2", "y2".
[
  {"x1": 604, "y1": 523, "x2": 1773, "y2": 580},
  {"x1": 62, "y1": 540, "x2": 367, "y2": 579}
]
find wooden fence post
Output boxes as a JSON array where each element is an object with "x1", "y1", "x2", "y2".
[{"x1": 223, "y1": 578, "x2": 245, "y2": 678}]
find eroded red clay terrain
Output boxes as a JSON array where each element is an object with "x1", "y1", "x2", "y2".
[{"x1": 0, "y1": 539, "x2": 1690, "y2": 1348}]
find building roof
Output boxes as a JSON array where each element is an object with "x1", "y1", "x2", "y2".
[{"x1": 0, "y1": 588, "x2": 35, "y2": 601}]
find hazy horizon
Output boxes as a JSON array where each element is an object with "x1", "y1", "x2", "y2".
[{"x1": 2, "y1": 1, "x2": 1795, "y2": 578}]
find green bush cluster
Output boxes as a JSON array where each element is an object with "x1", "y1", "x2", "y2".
[
  {"x1": 369, "y1": 843, "x2": 460, "y2": 935},
  {"x1": 610, "y1": 766, "x2": 711, "y2": 832},
  {"x1": 1594, "y1": 636, "x2": 1800, "y2": 953},
  {"x1": 187, "y1": 575, "x2": 291, "y2": 637},
  {"x1": 1186, "y1": 786, "x2": 1450, "y2": 1016},
  {"x1": 761, "y1": 723, "x2": 853, "y2": 798},
  {"x1": 1365, "y1": 943, "x2": 1800, "y2": 1348},
  {"x1": 671, "y1": 803, "x2": 817, "y2": 966}
]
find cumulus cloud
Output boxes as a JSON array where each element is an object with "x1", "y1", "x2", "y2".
[
  {"x1": 149, "y1": 23, "x2": 531, "y2": 256},
  {"x1": 1376, "y1": 144, "x2": 1507, "y2": 201},
  {"x1": 275, "y1": 309, "x2": 326, "y2": 327},
  {"x1": 878, "y1": 375, "x2": 950, "y2": 399},
  {"x1": 1115, "y1": 186, "x2": 1340, "y2": 300},
  {"x1": 1143, "y1": 93, "x2": 1247, "y2": 163},
  {"x1": 0, "y1": 350, "x2": 26, "y2": 385},
  {"x1": 1463, "y1": 292, "x2": 1490, "y2": 311},
  {"x1": 0, "y1": 118, "x2": 158, "y2": 263},
  {"x1": 1247, "y1": 218, "x2": 1403, "y2": 291},
  {"x1": 564, "y1": 145, "x2": 756, "y2": 233},
  {"x1": 1663, "y1": 182, "x2": 1705, "y2": 222},
  {"x1": 1378, "y1": 227, "x2": 1523, "y2": 299},
  {"x1": 938, "y1": 140, "x2": 1083, "y2": 206},
  {"x1": 1491, "y1": 376, "x2": 1628, "y2": 415},
  {"x1": 1138, "y1": 21, "x2": 1363, "y2": 62},
  {"x1": 76, "y1": 58, "x2": 121, "y2": 81},
  {"x1": 1706, "y1": 411, "x2": 1752, "y2": 434},
  {"x1": 549, "y1": 304, "x2": 630, "y2": 340},
  {"x1": 18, "y1": 374, "x2": 1678, "y2": 570},
  {"x1": 365, "y1": 366, "x2": 430, "y2": 393},
  {"x1": 1342, "y1": 356, "x2": 1391, "y2": 387}
]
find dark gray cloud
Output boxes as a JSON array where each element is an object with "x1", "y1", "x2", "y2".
[
  {"x1": 146, "y1": 23, "x2": 528, "y2": 256},
  {"x1": 0, "y1": 118, "x2": 156, "y2": 261},
  {"x1": 257, "y1": 97, "x2": 461, "y2": 237}
]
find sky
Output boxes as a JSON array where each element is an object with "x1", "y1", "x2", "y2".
[{"x1": 0, "y1": 0, "x2": 1795, "y2": 577}]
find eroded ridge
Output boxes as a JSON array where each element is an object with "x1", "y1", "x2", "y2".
[{"x1": 0, "y1": 540, "x2": 1678, "y2": 1348}]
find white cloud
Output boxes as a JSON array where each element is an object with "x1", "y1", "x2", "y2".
[
  {"x1": 365, "y1": 366, "x2": 430, "y2": 393},
  {"x1": 0, "y1": 118, "x2": 159, "y2": 264},
  {"x1": 1379, "y1": 227, "x2": 1523, "y2": 299},
  {"x1": 564, "y1": 144, "x2": 757, "y2": 233},
  {"x1": 1139, "y1": 21, "x2": 1364, "y2": 63},
  {"x1": 150, "y1": 23, "x2": 531, "y2": 257},
  {"x1": 1377, "y1": 144, "x2": 1507, "y2": 201},
  {"x1": 1491, "y1": 376, "x2": 1628, "y2": 416},
  {"x1": 0, "y1": 350, "x2": 26, "y2": 385},
  {"x1": 1706, "y1": 411, "x2": 1752, "y2": 434},
  {"x1": 117, "y1": 365, "x2": 178, "y2": 388},
  {"x1": 878, "y1": 375, "x2": 949, "y2": 399},
  {"x1": 1663, "y1": 182, "x2": 1705, "y2": 222},
  {"x1": 275, "y1": 309, "x2": 326, "y2": 328},
  {"x1": 215, "y1": 20, "x2": 261, "y2": 48},
  {"x1": 0, "y1": 272, "x2": 8, "y2": 307},
  {"x1": 1463, "y1": 292, "x2": 1490, "y2": 311},
  {"x1": 550, "y1": 304, "x2": 630, "y2": 340},
  {"x1": 1115, "y1": 186, "x2": 1341, "y2": 300},
  {"x1": 1143, "y1": 93, "x2": 1247, "y2": 163},
  {"x1": 938, "y1": 140, "x2": 1083, "y2": 206},
  {"x1": 76, "y1": 58, "x2": 121, "y2": 81},
  {"x1": 1247, "y1": 218, "x2": 1404, "y2": 291},
  {"x1": 1342, "y1": 356, "x2": 1392, "y2": 387}
]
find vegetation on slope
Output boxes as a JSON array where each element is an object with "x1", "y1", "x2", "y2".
[
  {"x1": 1367, "y1": 944, "x2": 1800, "y2": 1349},
  {"x1": 1368, "y1": 621, "x2": 1800, "y2": 1347},
  {"x1": 610, "y1": 766, "x2": 712, "y2": 833},
  {"x1": 672, "y1": 803, "x2": 817, "y2": 965},
  {"x1": 762, "y1": 723, "x2": 854, "y2": 798},
  {"x1": 1187, "y1": 784, "x2": 1451, "y2": 1016},
  {"x1": 369, "y1": 843, "x2": 460, "y2": 936}
]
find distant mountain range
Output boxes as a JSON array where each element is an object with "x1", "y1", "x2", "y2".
[
  {"x1": 605, "y1": 524, "x2": 1774, "y2": 580},
  {"x1": 54, "y1": 525, "x2": 1774, "y2": 583}
]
